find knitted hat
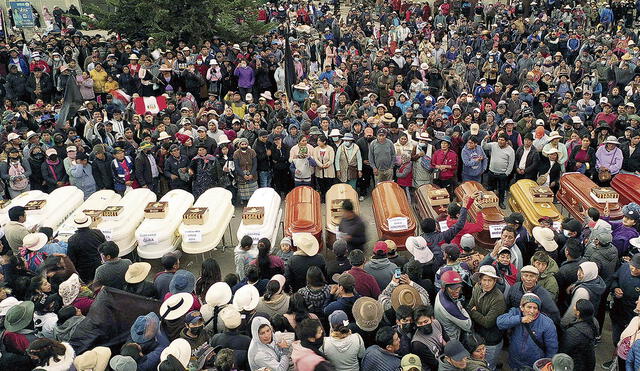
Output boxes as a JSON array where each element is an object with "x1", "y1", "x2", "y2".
[{"x1": 520, "y1": 293, "x2": 542, "y2": 308}]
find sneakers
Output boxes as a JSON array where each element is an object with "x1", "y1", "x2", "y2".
[
  {"x1": 601, "y1": 360, "x2": 614, "y2": 369},
  {"x1": 359, "y1": 196, "x2": 364, "y2": 201}
]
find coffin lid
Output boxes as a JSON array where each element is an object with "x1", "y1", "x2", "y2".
[
  {"x1": 509, "y1": 180, "x2": 561, "y2": 222},
  {"x1": 326, "y1": 184, "x2": 360, "y2": 227},
  {"x1": 285, "y1": 186, "x2": 322, "y2": 232},
  {"x1": 454, "y1": 181, "x2": 505, "y2": 224},
  {"x1": 372, "y1": 182, "x2": 416, "y2": 230}
]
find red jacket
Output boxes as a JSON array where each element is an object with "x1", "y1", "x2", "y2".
[
  {"x1": 431, "y1": 149, "x2": 458, "y2": 180},
  {"x1": 446, "y1": 212, "x2": 484, "y2": 248}
]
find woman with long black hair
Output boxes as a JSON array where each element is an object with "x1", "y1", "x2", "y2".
[
  {"x1": 195, "y1": 258, "x2": 221, "y2": 304},
  {"x1": 284, "y1": 292, "x2": 319, "y2": 330},
  {"x1": 250, "y1": 238, "x2": 285, "y2": 280}
]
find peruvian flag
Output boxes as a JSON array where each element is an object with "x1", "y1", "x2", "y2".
[
  {"x1": 134, "y1": 96, "x2": 167, "y2": 115},
  {"x1": 109, "y1": 89, "x2": 130, "y2": 104}
]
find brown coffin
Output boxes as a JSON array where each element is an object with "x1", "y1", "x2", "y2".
[
  {"x1": 284, "y1": 186, "x2": 323, "y2": 247},
  {"x1": 372, "y1": 181, "x2": 416, "y2": 250},
  {"x1": 454, "y1": 181, "x2": 506, "y2": 250},
  {"x1": 413, "y1": 184, "x2": 449, "y2": 222},
  {"x1": 325, "y1": 183, "x2": 360, "y2": 248},
  {"x1": 508, "y1": 180, "x2": 562, "y2": 232},
  {"x1": 611, "y1": 173, "x2": 640, "y2": 205},
  {"x1": 558, "y1": 173, "x2": 623, "y2": 223}
]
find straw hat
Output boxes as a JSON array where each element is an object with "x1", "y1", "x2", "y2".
[
  {"x1": 22, "y1": 233, "x2": 47, "y2": 252},
  {"x1": 233, "y1": 284, "x2": 260, "y2": 311},
  {"x1": 293, "y1": 232, "x2": 319, "y2": 257},
  {"x1": 352, "y1": 297, "x2": 384, "y2": 331},
  {"x1": 74, "y1": 214, "x2": 92, "y2": 228},
  {"x1": 160, "y1": 338, "x2": 191, "y2": 368},
  {"x1": 547, "y1": 131, "x2": 562, "y2": 140},
  {"x1": 159, "y1": 292, "x2": 194, "y2": 320},
  {"x1": 157, "y1": 131, "x2": 172, "y2": 141},
  {"x1": 382, "y1": 113, "x2": 396, "y2": 123},
  {"x1": 219, "y1": 306, "x2": 242, "y2": 329},
  {"x1": 129, "y1": 54, "x2": 139, "y2": 60},
  {"x1": 73, "y1": 346, "x2": 112, "y2": 371},
  {"x1": 205, "y1": 282, "x2": 232, "y2": 306},
  {"x1": 391, "y1": 284, "x2": 423, "y2": 310},
  {"x1": 125, "y1": 262, "x2": 151, "y2": 284}
]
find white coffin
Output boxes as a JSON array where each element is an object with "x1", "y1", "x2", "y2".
[
  {"x1": 235, "y1": 187, "x2": 282, "y2": 246},
  {"x1": 56, "y1": 190, "x2": 122, "y2": 240},
  {"x1": 97, "y1": 188, "x2": 157, "y2": 256},
  {"x1": 136, "y1": 189, "x2": 194, "y2": 259},
  {"x1": 0, "y1": 190, "x2": 48, "y2": 226},
  {"x1": 179, "y1": 187, "x2": 234, "y2": 254},
  {"x1": 25, "y1": 186, "x2": 84, "y2": 232}
]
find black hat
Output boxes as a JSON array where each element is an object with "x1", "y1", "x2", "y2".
[
  {"x1": 505, "y1": 212, "x2": 525, "y2": 225},
  {"x1": 258, "y1": 129, "x2": 269, "y2": 137},
  {"x1": 76, "y1": 152, "x2": 88, "y2": 161},
  {"x1": 561, "y1": 218, "x2": 582, "y2": 233}
]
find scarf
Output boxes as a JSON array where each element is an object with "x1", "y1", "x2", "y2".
[
  {"x1": 301, "y1": 338, "x2": 325, "y2": 358},
  {"x1": 46, "y1": 158, "x2": 60, "y2": 182},
  {"x1": 193, "y1": 154, "x2": 216, "y2": 164},
  {"x1": 437, "y1": 290, "x2": 469, "y2": 321}
]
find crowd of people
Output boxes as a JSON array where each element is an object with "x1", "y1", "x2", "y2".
[{"x1": 0, "y1": 0, "x2": 640, "y2": 370}]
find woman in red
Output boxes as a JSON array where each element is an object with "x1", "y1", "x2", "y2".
[
  {"x1": 566, "y1": 135, "x2": 596, "y2": 178},
  {"x1": 431, "y1": 136, "x2": 458, "y2": 195}
]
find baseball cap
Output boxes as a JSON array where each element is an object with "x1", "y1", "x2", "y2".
[
  {"x1": 332, "y1": 272, "x2": 355, "y2": 290},
  {"x1": 348, "y1": 249, "x2": 365, "y2": 266},
  {"x1": 197, "y1": 126, "x2": 206, "y2": 132},
  {"x1": 460, "y1": 234, "x2": 475, "y2": 252},
  {"x1": 401, "y1": 354, "x2": 422, "y2": 371},
  {"x1": 444, "y1": 340, "x2": 469, "y2": 362},
  {"x1": 443, "y1": 243, "x2": 460, "y2": 260},
  {"x1": 373, "y1": 241, "x2": 388, "y2": 255},
  {"x1": 184, "y1": 310, "x2": 203, "y2": 324}
]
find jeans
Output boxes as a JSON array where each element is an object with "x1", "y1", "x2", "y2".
[
  {"x1": 484, "y1": 340, "x2": 503, "y2": 371},
  {"x1": 487, "y1": 171, "x2": 509, "y2": 202},
  {"x1": 258, "y1": 170, "x2": 272, "y2": 188}
]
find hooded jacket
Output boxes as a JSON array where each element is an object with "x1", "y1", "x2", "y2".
[
  {"x1": 255, "y1": 293, "x2": 291, "y2": 319},
  {"x1": 466, "y1": 283, "x2": 506, "y2": 346},
  {"x1": 364, "y1": 257, "x2": 398, "y2": 291},
  {"x1": 322, "y1": 333, "x2": 365, "y2": 371},
  {"x1": 530, "y1": 257, "x2": 560, "y2": 301},
  {"x1": 291, "y1": 341, "x2": 326, "y2": 371},
  {"x1": 53, "y1": 316, "x2": 85, "y2": 342},
  {"x1": 247, "y1": 317, "x2": 290, "y2": 371},
  {"x1": 583, "y1": 239, "x2": 618, "y2": 284}
]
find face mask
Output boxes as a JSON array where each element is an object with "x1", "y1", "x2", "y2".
[
  {"x1": 48, "y1": 155, "x2": 58, "y2": 161},
  {"x1": 32, "y1": 152, "x2": 43, "y2": 160},
  {"x1": 481, "y1": 83, "x2": 487, "y2": 87},
  {"x1": 34, "y1": 57, "x2": 40, "y2": 61},
  {"x1": 366, "y1": 136, "x2": 374, "y2": 142},
  {"x1": 332, "y1": 137, "x2": 340, "y2": 142},
  {"x1": 417, "y1": 323, "x2": 433, "y2": 335},
  {"x1": 241, "y1": 147, "x2": 247, "y2": 152},
  {"x1": 563, "y1": 229, "x2": 571, "y2": 237},
  {"x1": 420, "y1": 143, "x2": 428, "y2": 150},
  {"x1": 189, "y1": 325, "x2": 203, "y2": 336},
  {"x1": 344, "y1": 141, "x2": 353, "y2": 147},
  {"x1": 401, "y1": 323, "x2": 414, "y2": 334},
  {"x1": 53, "y1": 57, "x2": 60, "y2": 61},
  {"x1": 467, "y1": 97, "x2": 473, "y2": 103},
  {"x1": 196, "y1": 60, "x2": 203, "y2": 65}
]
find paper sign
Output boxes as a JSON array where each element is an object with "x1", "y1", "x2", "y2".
[
  {"x1": 247, "y1": 231, "x2": 262, "y2": 243},
  {"x1": 489, "y1": 224, "x2": 507, "y2": 239},
  {"x1": 183, "y1": 230, "x2": 202, "y2": 243},
  {"x1": 101, "y1": 229, "x2": 113, "y2": 241},
  {"x1": 388, "y1": 217, "x2": 409, "y2": 231},
  {"x1": 138, "y1": 233, "x2": 159, "y2": 246},
  {"x1": 439, "y1": 220, "x2": 449, "y2": 232},
  {"x1": 553, "y1": 221, "x2": 562, "y2": 231}
]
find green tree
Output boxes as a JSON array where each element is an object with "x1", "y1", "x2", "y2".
[{"x1": 83, "y1": 0, "x2": 273, "y2": 43}]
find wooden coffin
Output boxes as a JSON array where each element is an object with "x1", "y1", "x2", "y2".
[
  {"x1": 325, "y1": 183, "x2": 360, "y2": 248},
  {"x1": 611, "y1": 173, "x2": 640, "y2": 205},
  {"x1": 454, "y1": 181, "x2": 506, "y2": 250},
  {"x1": 558, "y1": 173, "x2": 623, "y2": 223},
  {"x1": 284, "y1": 186, "x2": 323, "y2": 247},
  {"x1": 508, "y1": 180, "x2": 562, "y2": 232},
  {"x1": 414, "y1": 184, "x2": 449, "y2": 222},
  {"x1": 372, "y1": 181, "x2": 416, "y2": 250}
]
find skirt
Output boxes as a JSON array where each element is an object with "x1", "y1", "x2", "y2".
[{"x1": 237, "y1": 180, "x2": 258, "y2": 201}]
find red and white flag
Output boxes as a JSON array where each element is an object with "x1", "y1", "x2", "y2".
[
  {"x1": 134, "y1": 96, "x2": 167, "y2": 115},
  {"x1": 109, "y1": 89, "x2": 130, "y2": 104}
]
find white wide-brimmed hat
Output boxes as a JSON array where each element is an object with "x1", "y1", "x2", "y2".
[
  {"x1": 205, "y1": 282, "x2": 232, "y2": 306},
  {"x1": 159, "y1": 292, "x2": 194, "y2": 321},
  {"x1": 233, "y1": 284, "x2": 259, "y2": 311}
]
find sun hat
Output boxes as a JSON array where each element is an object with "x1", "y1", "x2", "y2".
[
  {"x1": 160, "y1": 292, "x2": 194, "y2": 321},
  {"x1": 205, "y1": 282, "x2": 232, "y2": 306},
  {"x1": 418, "y1": 132, "x2": 432, "y2": 141},
  {"x1": 352, "y1": 297, "x2": 383, "y2": 331},
  {"x1": 342, "y1": 133, "x2": 355, "y2": 141},
  {"x1": 532, "y1": 226, "x2": 558, "y2": 252},
  {"x1": 0, "y1": 297, "x2": 21, "y2": 316},
  {"x1": 329, "y1": 128, "x2": 342, "y2": 137},
  {"x1": 382, "y1": 113, "x2": 396, "y2": 123},
  {"x1": 471, "y1": 265, "x2": 503, "y2": 283},
  {"x1": 73, "y1": 214, "x2": 92, "y2": 228},
  {"x1": 7, "y1": 132, "x2": 19, "y2": 141},
  {"x1": 169, "y1": 269, "x2": 196, "y2": 294},
  {"x1": 22, "y1": 233, "x2": 47, "y2": 252},
  {"x1": 218, "y1": 305, "x2": 242, "y2": 329},
  {"x1": 73, "y1": 346, "x2": 111, "y2": 371},
  {"x1": 109, "y1": 355, "x2": 137, "y2": 371},
  {"x1": 160, "y1": 338, "x2": 192, "y2": 368},
  {"x1": 405, "y1": 236, "x2": 433, "y2": 263},
  {"x1": 45, "y1": 148, "x2": 57, "y2": 156},
  {"x1": 292, "y1": 232, "x2": 319, "y2": 257},
  {"x1": 130, "y1": 312, "x2": 160, "y2": 343},
  {"x1": 547, "y1": 131, "x2": 562, "y2": 140},
  {"x1": 125, "y1": 262, "x2": 151, "y2": 284},
  {"x1": 157, "y1": 131, "x2": 172, "y2": 141},
  {"x1": 604, "y1": 135, "x2": 620, "y2": 145},
  {"x1": 3, "y1": 300, "x2": 34, "y2": 332},
  {"x1": 391, "y1": 284, "x2": 423, "y2": 310},
  {"x1": 233, "y1": 284, "x2": 260, "y2": 311},
  {"x1": 59, "y1": 273, "x2": 81, "y2": 306}
]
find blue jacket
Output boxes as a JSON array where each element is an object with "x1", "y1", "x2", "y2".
[
  {"x1": 627, "y1": 339, "x2": 640, "y2": 371},
  {"x1": 361, "y1": 345, "x2": 401, "y2": 371},
  {"x1": 496, "y1": 307, "x2": 558, "y2": 369}
]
